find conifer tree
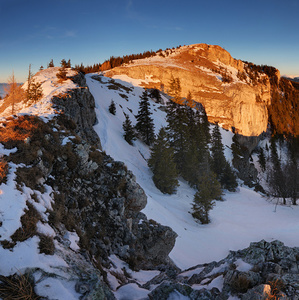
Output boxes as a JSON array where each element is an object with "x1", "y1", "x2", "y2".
[
  {"x1": 211, "y1": 123, "x2": 237, "y2": 190},
  {"x1": 56, "y1": 66, "x2": 67, "y2": 83},
  {"x1": 48, "y1": 59, "x2": 54, "y2": 68},
  {"x1": 109, "y1": 100, "x2": 116, "y2": 115},
  {"x1": 166, "y1": 103, "x2": 189, "y2": 174},
  {"x1": 221, "y1": 162, "x2": 238, "y2": 192},
  {"x1": 192, "y1": 170, "x2": 222, "y2": 224},
  {"x1": 26, "y1": 64, "x2": 33, "y2": 103},
  {"x1": 135, "y1": 90, "x2": 155, "y2": 145},
  {"x1": 200, "y1": 108, "x2": 211, "y2": 143},
  {"x1": 269, "y1": 138, "x2": 287, "y2": 204},
  {"x1": 61, "y1": 59, "x2": 67, "y2": 68},
  {"x1": 168, "y1": 76, "x2": 182, "y2": 104},
  {"x1": 186, "y1": 91, "x2": 193, "y2": 106},
  {"x1": 29, "y1": 79, "x2": 43, "y2": 103},
  {"x1": 67, "y1": 59, "x2": 71, "y2": 68},
  {"x1": 148, "y1": 127, "x2": 178, "y2": 194},
  {"x1": 149, "y1": 89, "x2": 162, "y2": 103},
  {"x1": 258, "y1": 148, "x2": 266, "y2": 171},
  {"x1": 122, "y1": 114, "x2": 136, "y2": 145},
  {"x1": 210, "y1": 123, "x2": 227, "y2": 179}
]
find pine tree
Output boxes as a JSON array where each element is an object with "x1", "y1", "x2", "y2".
[
  {"x1": 192, "y1": 170, "x2": 222, "y2": 224},
  {"x1": 67, "y1": 59, "x2": 71, "y2": 68},
  {"x1": 221, "y1": 162, "x2": 238, "y2": 192},
  {"x1": 210, "y1": 123, "x2": 226, "y2": 179},
  {"x1": 56, "y1": 66, "x2": 67, "y2": 83},
  {"x1": 200, "y1": 108, "x2": 211, "y2": 143},
  {"x1": 29, "y1": 79, "x2": 43, "y2": 103},
  {"x1": 168, "y1": 76, "x2": 182, "y2": 104},
  {"x1": 61, "y1": 59, "x2": 67, "y2": 68},
  {"x1": 148, "y1": 127, "x2": 178, "y2": 194},
  {"x1": 48, "y1": 59, "x2": 54, "y2": 68},
  {"x1": 122, "y1": 114, "x2": 136, "y2": 145},
  {"x1": 258, "y1": 148, "x2": 266, "y2": 171},
  {"x1": 166, "y1": 103, "x2": 189, "y2": 174},
  {"x1": 186, "y1": 91, "x2": 193, "y2": 106},
  {"x1": 149, "y1": 89, "x2": 162, "y2": 103},
  {"x1": 26, "y1": 64, "x2": 33, "y2": 103},
  {"x1": 135, "y1": 90, "x2": 155, "y2": 145},
  {"x1": 109, "y1": 100, "x2": 116, "y2": 115},
  {"x1": 268, "y1": 138, "x2": 287, "y2": 204}
]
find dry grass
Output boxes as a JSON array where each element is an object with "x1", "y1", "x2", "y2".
[
  {"x1": 0, "y1": 116, "x2": 38, "y2": 148},
  {"x1": 0, "y1": 159, "x2": 8, "y2": 184},
  {"x1": 38, "y1": 233, "x2": 55, "y2": 255},
  {"x1": 0, "y1": 273, "x2": 40, "y2": 300},
  {"x1": 231, "y1": 274, "x2": 251, "y2": 293},
  {"x1": 266, "y1": 279, "x2": 286, "y2": 299},
  {"x1": 11, "y1": 202, "x2": 40, "y2": 244}
]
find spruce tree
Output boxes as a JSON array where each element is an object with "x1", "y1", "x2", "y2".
[
  {"x1": 26, "y1": 64, "x2": 33, "y2": 103},
  {"x1": 56, "y1": 66, "x2": 67, "y2": 82},
  {"x1": 148, "y1": 127, "x2": 178, "y2": 194},
  {"x1": 168, "y1": 76, "x2": 182, "y2": 104},
  {"x1": 221, "y1": 162, "x2": 238, "y2": 192},
  {"x1": 210, "y1": 123, "x2": 226, "y2": 179},
  {"x1": 122, "y1": 114, "x2": 136, "y2": 145},
  {"x1": 29, "y1": 79, "x2": 43, "y2": 103},
  {"x1": 258, "y1": 148, "x2": 266, "y2": 171},
  {"x1": 269, "y1": 138, "x2": 287, "y2": 204},
  {"x1": 135, "y1": 90, "x2": 155, "y2": 145},
  {"x1": 61, "y1": 59, "x2": 67, "y2": 68},
  {"x1": 109, "y1": 100, "x2": 116, "y2": 115},
  {"x1": 192, "y1": 170, "x2": 222, "y2": 224},
  {"x1": 48, "y1": 59, "x2": 54, "y2": 68},
  {"x1": 166, "y1": 103, "x2": 189, "y2": 174}
]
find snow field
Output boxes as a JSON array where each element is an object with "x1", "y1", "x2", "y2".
[{"x1": 86, "y1": 73, "x2": 299, "y2": 272}]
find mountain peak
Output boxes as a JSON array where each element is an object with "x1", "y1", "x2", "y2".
[{"x1": 106, "y1": 43, "x2": 270, "y2": 137}]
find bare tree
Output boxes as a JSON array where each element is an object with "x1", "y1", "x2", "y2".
[{"x1": 4, "y1": 72, "x2": 25, "y2": 115}]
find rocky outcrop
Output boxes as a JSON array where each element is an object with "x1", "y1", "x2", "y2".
[
  {"x1": 106, "y1": 43, "x2": 271, "y2": 137},
  {"x1": 52, "y1": 72, "x2": 101, "y2": 148},
  {"x1": 129, "y1": 240, "x2": 299, "y2": 299}
]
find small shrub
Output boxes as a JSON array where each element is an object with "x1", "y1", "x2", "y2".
[
  {"x1": 56, "y1": 67, "x2": 68, "y2": 83},
  {"x1": 89, "y1": 149, "x2": 103, "y2": 165},
  {"x1": 108, "y1": 100, "x2": 116, "y2": 115},
  {"x1": 0, "y1": 273, "x2": 41, "y2": 300},
  {"x1": 231, "y1": 274, "x2": 251, "y2": 293}
]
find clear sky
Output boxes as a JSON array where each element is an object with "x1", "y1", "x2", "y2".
[{"x1": 0, "y1": 0, "x2": 298, "y2": 82}]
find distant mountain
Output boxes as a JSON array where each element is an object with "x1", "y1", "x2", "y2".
[{"x1": 0, "y1": 83, "x2": 5, "y2": 97}]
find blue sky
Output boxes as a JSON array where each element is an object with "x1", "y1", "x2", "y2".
[{"x1": 0, "y1": 0, "x2": 298, "y2": 82}]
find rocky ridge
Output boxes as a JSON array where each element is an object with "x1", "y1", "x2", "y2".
[
  {"x1": 0, "y1": 70, "x2": 177, "y2": 299},
  {"x1": 106, "y1": 43, "x2": 271, "y2": 137}
]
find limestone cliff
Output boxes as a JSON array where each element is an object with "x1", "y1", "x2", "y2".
[{"x1": 106, "y1": 44, "x2": 271, "y2": 137}]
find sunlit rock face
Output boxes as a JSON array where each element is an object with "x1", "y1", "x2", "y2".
[{"x1": 106, "y1": 44, "x2": 271, "y2": 137}]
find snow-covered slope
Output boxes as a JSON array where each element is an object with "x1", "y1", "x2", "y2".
[
  {"x1": 86, "y1": 73, "x2": 299, "y2": 271},
  {"x1": 0, "y1": 67, "x2": 77, "y2": 120}
]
